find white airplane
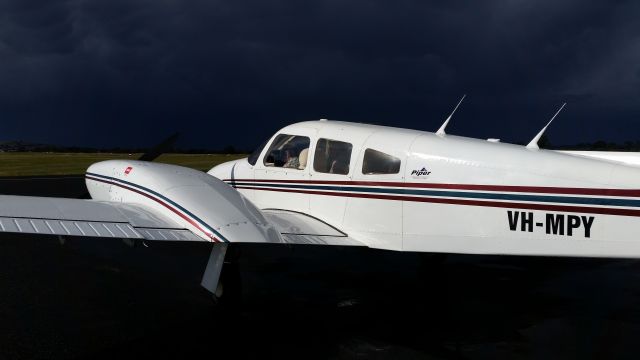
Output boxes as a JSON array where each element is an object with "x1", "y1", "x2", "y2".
[{"x1": 3, "y1": 105, "x2": 640, "y2": 299}]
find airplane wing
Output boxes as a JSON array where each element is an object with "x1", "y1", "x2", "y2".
[
  {"x1": 0, "y1": 196, "x2": 364, "y2": 246},
  {"x1": 0, "y1": 195, "x2": 202, "y2": 241},
  {"x1": 262, "y1": 209, "x2": 364, "y2": 246},
  {"x1": 0, "y1": 162, "x2": 364, "y2": 297},
  {"x1": 558, "y1": 151, "x2": 640, "y2": 167}
]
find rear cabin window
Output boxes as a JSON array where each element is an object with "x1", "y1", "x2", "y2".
[
  {"x1": 362, "y1": 149, "x2": 401, "y2": 175},
  {"x1": 263, "y1": 134, "x2": 310, "y2": 170},
  {"x1": 313, "y1": 138, "x2": 353, "y2": 175}
]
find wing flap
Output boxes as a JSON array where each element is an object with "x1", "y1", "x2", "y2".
[
  {"x1": 135, "y1": 228, "x2": 202, "y2": 241},
  {"x1": 262, "y1": 209, "x2": 365, "y2": 246},
  {"x1": 0, "y1": 195, "x2": 204, "y2": 241},
  {"x1": 0, "y1": 216, "x2": 143, "y2": 238},
  {"x1": 278, "y1": 233, "x2": 365, "y2": 246}
]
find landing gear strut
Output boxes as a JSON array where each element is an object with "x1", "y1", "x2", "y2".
[
  {"x1": 212, "y1": 261, "x2": 242, "y2": 306},
  {"x1": 201, "y1": 243, "x2": 242, "y2": 306}
]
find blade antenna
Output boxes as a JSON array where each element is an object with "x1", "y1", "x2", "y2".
[
  {"x1": 436, "y1": 94, "x2": 466, "y2": 136},
  {"x1": 526, "y1": 102, "x2": 566, "y2": 150}
]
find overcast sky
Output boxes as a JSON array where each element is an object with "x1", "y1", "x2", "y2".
[{"x1": 0, "y1": 0, "x2": 639, "y2": 149}]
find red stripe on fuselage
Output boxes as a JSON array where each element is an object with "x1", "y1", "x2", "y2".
[
  {"x1": 234, "y1": 185, "x2": 640, "y2": 217},
  {"x1": 224, "y1": 179, "x2": 640, "y2": 197},
  {"x1": 86, "y1": 176, "x2": 219, "y2": 242}
]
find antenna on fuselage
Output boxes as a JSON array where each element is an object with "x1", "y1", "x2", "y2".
[
  {"x1": 526, "y1": 102, "x2": 566, "y2": 150},
  {"x1": 436, "y1": 94, "x2": 466, "y2": 136}
]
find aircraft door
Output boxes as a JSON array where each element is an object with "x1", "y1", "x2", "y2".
[
  {"x1": 343, "y1": 146, "x2": 406, "y2": 250},
  {"x1": 308, "y1": 137, "x2": 356, "y2": 228},
  {"x1": 253, "y1": 131, "x2": 314, "y2": 213}
]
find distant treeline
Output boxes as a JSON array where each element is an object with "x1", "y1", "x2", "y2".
[{"x1": 0, "y1": 141, "x2": 248, "y2": 154}]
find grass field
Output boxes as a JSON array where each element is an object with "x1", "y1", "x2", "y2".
[{"x1": 0, "y1": 153, "x2": 247, "y2": 177}]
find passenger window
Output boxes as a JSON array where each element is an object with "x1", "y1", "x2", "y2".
[
  {"x1": 362, "y1": 148, "x2": 401, "y2": 175},
  {"x1": 263, "y1": 134, "x2": 310, "y2": 170},
  {"x1": 313, "y1": 138, "x2": 353, "y2": 175}
]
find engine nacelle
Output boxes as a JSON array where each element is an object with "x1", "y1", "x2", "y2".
[{"x1": 85, "y1": 160, "x2": 281, "y2": 244}]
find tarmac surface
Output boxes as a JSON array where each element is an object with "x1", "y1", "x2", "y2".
[{"x1": 1, "y1": 176, "x2": 640, "y2": 359}]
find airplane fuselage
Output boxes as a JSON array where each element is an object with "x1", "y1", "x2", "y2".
[{"x1": 209, "y1": 120, "x2": 640, "y2": 257}]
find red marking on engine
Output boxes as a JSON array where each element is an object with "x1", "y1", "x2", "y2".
[{"x1": 124, "y1": 166, "x2": 133, "y2": 175}]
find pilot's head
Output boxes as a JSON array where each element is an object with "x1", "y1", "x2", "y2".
[{"x1": 284, "y1": 146, "x2": 297, "y2": 158}]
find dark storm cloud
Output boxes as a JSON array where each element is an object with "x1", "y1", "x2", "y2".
[{"x1": 0, "y1": 0, "x2": 639, "y2": 148}]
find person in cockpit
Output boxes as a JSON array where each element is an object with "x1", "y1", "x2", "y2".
[{"x1": 283, "y1": 147, "x2": 300, "y2": 169}]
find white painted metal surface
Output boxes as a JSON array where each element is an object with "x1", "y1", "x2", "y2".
[
  {"x1": 85, "y1": 160, "x2": 282, "y2": 244},
  {"x1": 209, "y1": 120, "x2": 640, "y2": 258},
  {"x1": 0, "y1": 195, "x2": 200, "y2": 241},
  {"x1": 559, "y1": 151, "x2": 640, "y2": 167},
  {"x1": 262, "y1": 209, "x2": 364, "y2": 246}
]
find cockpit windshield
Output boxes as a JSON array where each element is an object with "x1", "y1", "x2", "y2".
[{"x1": 247, "y1": 139, "x2": 269, "y2": 166}]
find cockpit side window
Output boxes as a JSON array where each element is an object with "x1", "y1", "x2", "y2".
[
  {"x1": 263, "y1": 134, "x2": 310, "y2": 170},
  {"x1": 247, "y1": 139, "x2": 269, "y2": 166},
  {"x1": 313, "y1": 138, "x2": 353, "y2": 175},
  {"x1": 362, "y1": 148, "x2": 401, "y2": 175}
]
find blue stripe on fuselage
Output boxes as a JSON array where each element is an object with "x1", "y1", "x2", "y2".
[{"x1": 229, "y1": 181, "x2": 640, "y2": 208}]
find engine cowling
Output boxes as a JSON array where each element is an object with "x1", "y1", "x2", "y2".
[{"x1": 85, "y1": 160, "x2": 282, "y2": 243}]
